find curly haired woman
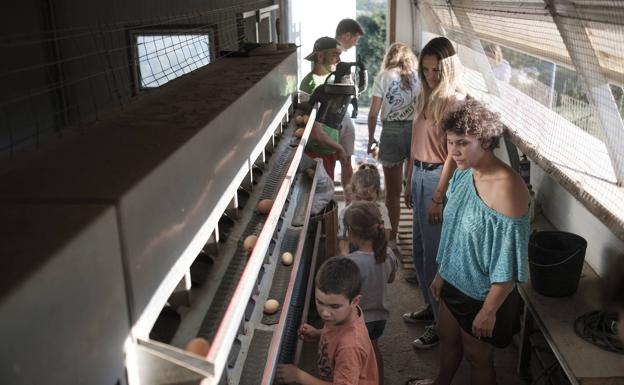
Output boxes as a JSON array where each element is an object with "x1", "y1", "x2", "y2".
[{"x1": 407, "y1": 99, "x2": 530, "y2": 385}]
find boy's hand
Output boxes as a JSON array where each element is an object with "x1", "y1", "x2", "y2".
[
  {"x1": 276, "y1": 364, "x2": 301, "y2": 384},
  {"x1": 298, "y1": 323, "x2": 321, "y2": 342}
]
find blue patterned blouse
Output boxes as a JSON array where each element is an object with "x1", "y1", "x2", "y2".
[{"x1": 437, "y1": 169, "x2": 530, "y2": 300}]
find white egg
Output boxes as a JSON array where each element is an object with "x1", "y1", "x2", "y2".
[
  {"x1": 264, "y1": 299, "x2": 280, "y2": 314},
  {"x1": 281, "y1": 252, "x2": 294, "y2": 266}
]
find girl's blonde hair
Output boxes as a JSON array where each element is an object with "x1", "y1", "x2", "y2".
[
  {"x1": 380, "y1": 42, "x2": 418, "y2": 91},
  {"x1": 343, "y1": 201, "x2": 387, "y2": 263},
  {"x1": 350, "y1": 164, "x2": 381, "y2": 201},
  {"x1": 415, "y1": 37, "x2": 463, "y2": 125}
]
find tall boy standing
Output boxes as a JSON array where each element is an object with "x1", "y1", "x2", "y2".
[
  {"x1": 276, "y1": 257, "x2": 378, "y2": 385},
  {"x1": 334, "y1": 18, "x2": 365, "y2": 188}
]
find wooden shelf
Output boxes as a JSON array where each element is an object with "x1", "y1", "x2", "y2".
[{"x1": 518, "y1": 215, "x2": 624, "y2": 384}]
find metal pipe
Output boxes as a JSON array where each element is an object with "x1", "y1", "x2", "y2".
[{"x1": 548, "y1": 62, "x2": 557, "y2": 110}]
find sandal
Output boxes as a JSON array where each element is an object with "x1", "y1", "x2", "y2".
[{"x1": 405, "y1": 378, "x2": 434, "y2": 385}]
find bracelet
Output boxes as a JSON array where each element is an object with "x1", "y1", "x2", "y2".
[{"x1": 431, "y1": 197, "x2": 443, "y2": 205}]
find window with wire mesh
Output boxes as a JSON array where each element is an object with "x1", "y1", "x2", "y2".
[
  {"x1": 481, "y1": 43, "x2": 624, "y2": 143},
  {"x1": 421, "y1": 0, "x2": 624, "y2": 237},
  {"x1": 134, "y1": 29, "x2": 216, "y2": 89},
  {"x1": 0, "y1": 2, "x2": 252, "y2": 157}
]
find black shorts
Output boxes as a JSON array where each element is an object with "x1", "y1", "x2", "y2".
[{"x1": 441, "y1": 281, "x2": 522, "y2": 348}]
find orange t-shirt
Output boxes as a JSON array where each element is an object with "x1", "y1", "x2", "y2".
[
  {"x1": 411, "y1": 93, "x2": 466, "y2": 164},
  {"x1": 317, "y1": 307, "x2": 378, "y2": 385}
]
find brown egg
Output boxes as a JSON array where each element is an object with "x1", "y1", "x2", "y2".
[
  {"x1": 264, "y1": 299, "x2": 280, "y2": 314},
  {"x1": 243, "y1": 235, "x2": 258, "y2": 252},
  {"x1": 305, "y1": 168, "x2": 315, "y2": 178},
  {"x1": 257, "y1": 199, "x2": 274, "y2": 214},
  {"x1": 294, "y1": 128, "x2": 305, "y2": 138},
  {"x1": 294, "y1": 115, "x2": 305, "y2": 125},
  {"x1": 185, "y1": 337, "x2": 211, "y2": 357},
  {"x1": 302, "y1": 115, "x2": 309, "y2": 124},
  {"x1": 281, "y1": 252, "x2": 294, "y2": 266}
]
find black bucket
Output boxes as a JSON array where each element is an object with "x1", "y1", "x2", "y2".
[{"x1": 528, "y1": 231, "x2": 587, "y2": 297}]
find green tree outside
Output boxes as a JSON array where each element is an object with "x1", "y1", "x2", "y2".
[{"x1": 357, "y1": 1, "x2": 387, "y2": 106}]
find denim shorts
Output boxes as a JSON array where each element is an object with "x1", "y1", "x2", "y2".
[
  {"x1": 365, "y1": 319, "x2": 387, "y2": 340},
  {"x1": 379, "y1": 120, "x2": 412, "y2": 167}
]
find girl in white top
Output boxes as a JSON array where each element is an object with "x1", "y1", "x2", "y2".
[{"x1": 367, "y1": 43, "x2": 420, "y2": 246}]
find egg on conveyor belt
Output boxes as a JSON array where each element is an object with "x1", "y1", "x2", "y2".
[
  {"x1": 264, "y1": 299, "x2": 280, "y2": 314},
  {"x1": 281, "y1": 252, "x2": 294, "y2": 266},
  {"x1": 257, "y1": 199, "x2": 274, "y2": 214},
  {"x1": 243, "y1": 235, "x2": 258, "y2": 252}
]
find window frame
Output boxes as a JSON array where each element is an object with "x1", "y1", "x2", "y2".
[{"x1": 128, "y1": 24, "x2": 219, "y2": 94}]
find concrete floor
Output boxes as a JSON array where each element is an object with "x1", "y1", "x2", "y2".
[{"x1": 378, "y1": 268, "x2": 528, "y2": 385}]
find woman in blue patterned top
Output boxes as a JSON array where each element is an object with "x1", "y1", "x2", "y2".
[{"x1": 406, "y1": 99, "x2": 530, "y2": 385}]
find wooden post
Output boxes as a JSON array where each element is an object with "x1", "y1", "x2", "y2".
[
  {"x1": 389, "y1": 0, "x2": 397, "y2": 44},
  {"x1": 448, "y1": 4, "x2": 501, "y2": 97}
]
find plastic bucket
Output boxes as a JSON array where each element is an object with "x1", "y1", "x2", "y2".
[{"x1": 528, "y1": 231, "x2": 587, "y2": 297}]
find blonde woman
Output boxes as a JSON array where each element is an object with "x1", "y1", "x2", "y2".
[
  {"x1": 367, "y1": 42, "x2": 420, "y2": 248},
  {"x1": 402, "y1": 37, "x2": 465, "y2": 349}
]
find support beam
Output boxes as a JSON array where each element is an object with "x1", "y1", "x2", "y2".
[
  {"x1": 546, "y1": 0, "x2": 624, "y2": 185},
  {"x1": 448, "y1": 2, "x2": 501, "y2": 97},
  {"x1": 418, "y1": 1, "x2": 446, "y2": 37},
  {"x1": 409, "y1": 0, "x2": 423, "y2": 52},
  {"x1": 389, "y1": 0, "x2": 397, "y2": 44},
  {"x1": 434, "y1": 1, "x2": 552, "y2": 22},
  {"x1": 441, "y1": 0, "x2": 624, "y2": 26}
]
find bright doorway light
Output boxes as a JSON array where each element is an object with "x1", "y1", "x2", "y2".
[{"x1": 290, "y1": 0, "x2": 357, "y2": 82}]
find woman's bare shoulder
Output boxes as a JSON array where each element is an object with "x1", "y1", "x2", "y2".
[{"x1": 492, "y1": 166, "x2": 530, "y2": 218}]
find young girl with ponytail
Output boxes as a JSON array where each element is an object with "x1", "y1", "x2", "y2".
[{"x1": 343, "y1": 201, "x2": 398, "y2": 384}]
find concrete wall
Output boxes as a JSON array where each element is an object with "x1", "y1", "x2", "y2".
[
  {"x1": 531, "y1": 164, "x2": 624, "y2": 275},
  {"x1": 0, "y1": 1, "x2": 57, "y2": 154}
]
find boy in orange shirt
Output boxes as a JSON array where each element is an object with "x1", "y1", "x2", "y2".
[{"x1": 276, "y1": 257, "x2": 378, "y2": 385}]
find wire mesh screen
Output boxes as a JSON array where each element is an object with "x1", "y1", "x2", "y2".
[
  {"x1": 136, "y1": 33, "x2": 214, "y2": 88},
  {"x1": 0, "y1": 0, "x2": 277, "y2": 157},
  {"x1": 421, "y1": 0, "x2": 624, "y2": 237}
]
